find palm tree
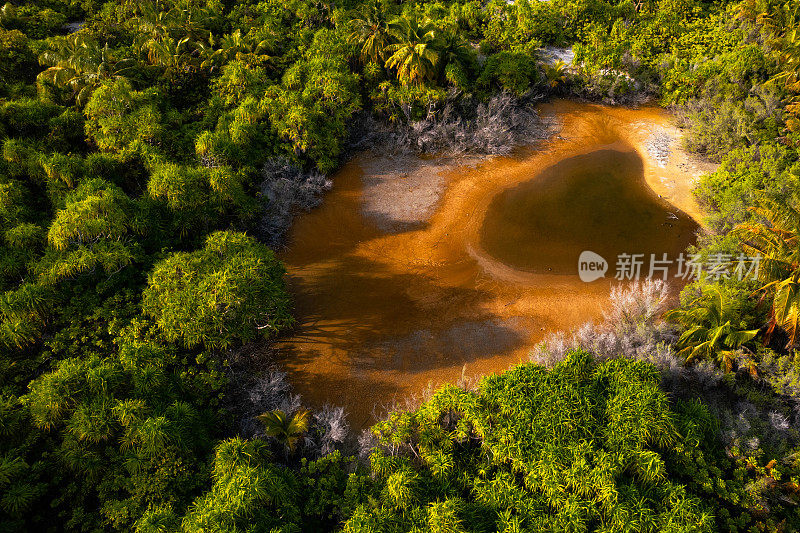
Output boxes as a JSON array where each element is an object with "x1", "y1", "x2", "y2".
[
  {"x1": 665, "y1": 288, "x2": 759, "y2": 372},
  {"x1": 198, "y1": 30, "x2": 272, "y2": 70},
  {"x1": 544, "y1": 60, "x2": 568, "y2": 90},
  {"x1": 256, "y1": 409, "x2": 310, "y2": 456},
  {"x1": 777, "y1": 19, "x2": 800, "y2": 135},
  {"x1": 734, "y1": 192, "x2": 800, "y2": 347},
  {"x1": 130, "y1": 0, "x2": 211, "y2": 71},
  {"x1": 384, "y1": 16, "x2": 439, "y2": 86},
  {"x1": 436, "y1": 29, "x2": 473, "y2": 87},
  {"x1": 38, "y1": 34, "x2": 136, "y2": 106},
  {"x1": 745, "y1": 0, "x2": 800, "y2": 32},
  {"x1": 348, "y1": 1, "x2": 392, "y2": 65},
  {"x1": 743, "y1": 0, "x2": 800, "y2": 134},
  {"x1": 134, "y1": 0, "x2": 210, "y2": 42},
  {"x1": 733, "y1": 0, "x2": 770, "y2": 24},
  {"x1": 142, "y1": 36, "x2": 198, "y2": 69},
  {"x1": 133, "y1": 0, "x2": 171, "y2": 41}
]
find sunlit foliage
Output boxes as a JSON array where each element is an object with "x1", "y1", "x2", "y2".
[
  {"x1": 2, "y1": 0, "x2": 800, "y2": 531},
  {"x1": 142, "y1": 231, "x2": 293, "y2": 349}
]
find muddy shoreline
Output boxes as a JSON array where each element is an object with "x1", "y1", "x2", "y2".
[
  {"x1": 271, "y1": 99, "x2": 716, "y2": 429},
  {"x1": 356, "y1": 102, "x2": 712, "y2": 236}
]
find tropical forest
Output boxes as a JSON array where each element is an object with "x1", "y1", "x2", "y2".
[{"x1": 2, "y1": 0, "x2": 800, "y2": 531}]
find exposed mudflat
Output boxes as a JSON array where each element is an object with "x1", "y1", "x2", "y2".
[
  {"x1": 358, "y1": 154, "x2": 480, "y2": 232},
  {"x1": 272, "y1": 100, "x2": 713, "y2": 429}
]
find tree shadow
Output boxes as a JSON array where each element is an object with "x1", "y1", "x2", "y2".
[{"x1": 272, "y1": 249, "x2": 531, "y2": 428}]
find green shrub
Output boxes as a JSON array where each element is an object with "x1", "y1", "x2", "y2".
[
  {"x1": 476, "y1": 50, "x2": 540, "y2": 96},
  {"x1": 142, "y1": 231, "x2": 294, "y2": 349}
]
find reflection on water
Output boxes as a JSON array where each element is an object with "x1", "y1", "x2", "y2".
[
  {"x1": 480, "y1": 147, "x2": 697, "y2": 274},
  {"x1": 272, "y1": 101, "x2": 702, "y2": 429}
]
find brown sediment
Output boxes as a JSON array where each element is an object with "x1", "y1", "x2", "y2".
[{"x1": 271, "y1": 99, "x2": 713, "y2": 430}]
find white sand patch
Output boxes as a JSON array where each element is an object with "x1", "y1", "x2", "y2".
[
  {"x1": 541, "y1": 46, "x2": 575, "y2": 66},
  {"x1": 359, "y1": 153, "x2": 480, "y2": 233}
]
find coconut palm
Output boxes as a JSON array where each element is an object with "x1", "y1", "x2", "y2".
[
  {"x1": 384, "y1": 15, "x2": 439, "y2": 86},
  {"x1": 37, "y1": 34, "x2": 136, "y2": 106},
  {"x1": 777, "y1": 18, "x2": 800, "y2": 134},
  {"x1": 256, "y1": 409, "x2": 310, "y2": 455},
  {"x1": 747, "y1": 0, "x2": 800, "y2": 32},
  {"x1": 544, "y1": 60, "x2": 568, "y2": 89},
  {"x1": 199, "y1": 29, "x2": 272, "y2": 70},
  {"x1": 133, "y1": 0, "x2": 172, "y2": 41},
  {"x1": 734, "y1": 192, "x2": 800, "y2": 347},
  {"x1": 436, "y1": 29, "x2": 473, "y2": 87},
  {"x1": 131, "y1": 0, "x2": 211, "y2": 70},
  {"x1": 734, "y1": 0, "x2": 770, "y2": 23},
  {"x1": 745, "y1": 0, "x2": 800, "y2": 133},
  {"x1": 348, "y1": 1, "x2": 392, "y2": 65},
  {"x1": 759, "y1": 2, "x2": 800, "y2": 79},
  {"x1": 134, "y1": 0, "x2": 210, "y2": 42},
  {"x1": 142, "y1": 36, "x2": 198, "y2": 69},
  {"x1": 665, "y1": 287, "x2": 759, "y2": 371}
]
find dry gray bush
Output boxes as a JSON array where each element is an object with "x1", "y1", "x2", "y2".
[
  {"x1": 307, "y1": 404, "x2": 350, "y2": 458},
  {"x1": 227, "y1": 365, "x2": 302, "y2": 438},
  {"x1": 530, "y1": 279, "x2": 679, "y2": 367},
  {"x1": 224, "y1": 348, "x2": 352, "y2": 458},
  {"x1": 356, "y1": 429, "x2": 380, "y2": 461},
  {"x1": 715, "y1": 400, "x2": 800, "y2": 466},
  {"x1": 258, "y1": 157, "x2": 332, "y2": 246},
  {"x1": 528, "y1": 280, "x2": 800, "y2": 462},
  {"x1": 348, "y1": 92, "x2": 551, "y2": 157},
  {"x1": 529, "y1": 279, "x2": 732, "y2": 396},
  {"x1": 402, "y1": 92, "x2": 549, "y2": 155}
]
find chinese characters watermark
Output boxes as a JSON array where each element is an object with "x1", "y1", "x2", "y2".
[{"x1": 579, "y1": 251, "x2": 761, "y2": 283}]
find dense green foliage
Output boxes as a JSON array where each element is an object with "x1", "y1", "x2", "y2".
[
  {"x1": 134, "y1": 354, "x2": 725, "y2": 532},
  {"x1": 355, "y1": 353, "x2": 716, "y2": 532},
  {"x1": 2, "y1": 0, "x2": 800, "y2": 531},
  {"x1": 142, "y1": 231, "x2": 293, "y2": 349}
]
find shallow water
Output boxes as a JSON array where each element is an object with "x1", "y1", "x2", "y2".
[
  {"x1": 272, "y1": 101, "x2": 703, "y2": 429},
  {"x1": 480, "y1": 147, "x2": 696, "y2": 275}
]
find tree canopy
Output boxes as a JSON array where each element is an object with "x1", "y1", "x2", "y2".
[
  {"x1": 1, "y1": 0, "x2": 800, "y2": 531},
  {"x1": 142, "y1": 230, "x2": 294, "y2": 349}
]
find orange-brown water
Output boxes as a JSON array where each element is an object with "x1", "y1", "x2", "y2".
[
  {"x1": 273, "y1": 100, "x2": 705, "y2": 429},
  {"x1": 480, "y1": 147, "x2": 696, "y2": 274}
]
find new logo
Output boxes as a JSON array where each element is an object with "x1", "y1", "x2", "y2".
[{"x1": 578, "y1": 251, "x2": 607, "y2": 282}]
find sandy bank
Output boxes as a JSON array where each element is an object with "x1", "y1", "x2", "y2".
[
  {"x1": 636, "y1": 121, "x2": 716, "y2": 223},
  {"x1": 358, "y1": 154, "x2": 480, "y2": 232},
  {"x1": 357, "y1": 101, "x2": 712, "y2": 236},
  {"x1": 273, "y1": 100, "x2": 715, "y2": 429}
]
